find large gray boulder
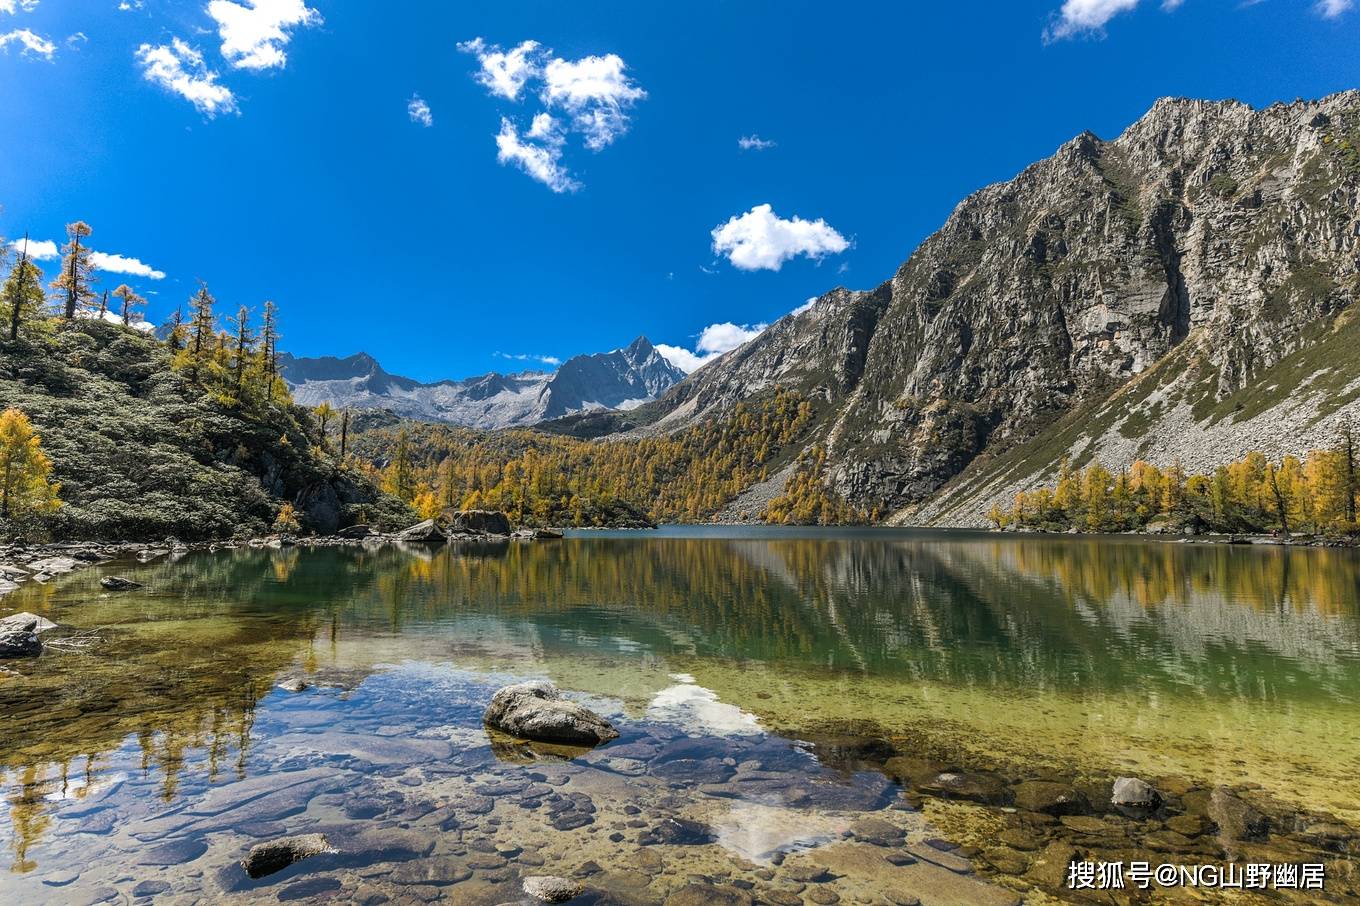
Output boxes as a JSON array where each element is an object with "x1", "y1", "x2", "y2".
[
  {"x1": 484, "y1": 681, "x2": 619, "y2": 746},
  {"x1": 0, "y1": 613, "x2": 57, "y2": 635},
  {"x1": 449, "y1": 509, "x2": 512, "y2": 536},
  {"x1": 396, "y1": 519, "x2": 446, "y2": 543}
]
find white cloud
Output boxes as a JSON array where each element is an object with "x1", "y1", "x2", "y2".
[
  {"x1": 495, "y1": 117, "x2": 579, "y2": 193},
  {"x1": 1317, "y1": 0, "x2": 1353, "y2": 17},
  {"x1": 738, "y1": 135, "x2": 776, "y2": 151},
  {"x1": 711, "y1": 204, "x2": 849, "y2": 272},
  {"x1": 656, "y1": 322, "x2": 767, "y2": 373},
  {"x1": 7, "y1": 238, "x2": 58, "y2": 260},
  {"x1": 460, "y1": 38, "x2": 646, "y2": 190},
  {"x1": 89, "y1": 251, "x2": 166, "y2": 280},
  {"x1": 541, "y1": 53, "x2": 645, "y2": 150},
  {"x1": 0, "y1": 28, "x2": 54, "y2": 59},
  {"x1": 207, "y1": 0, "x2": 319, "y2": 71},
  {"x1": 408, "y1": 93, "x2": 432, "y2": 127},
  {"x1": 458, "y1": 37, "x2": 542, "y2": 100},
  {"x1": 1044, "y1": 0, "x2": 1140, "y2": 41},
  {"x1": 792, "y1": 297, "x2": 818, "y2": 316},
  {"x1": 137, "y1": 39, "x2": 237, "y2": 116},
  {"x1": 495, "y1": 351, "x2": 561, "y2": 367},
  {"x1": 0, "y1": 1, "x2": 40, "y2": 14}
]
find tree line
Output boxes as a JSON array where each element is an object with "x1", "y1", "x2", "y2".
[
  {"x1": 993, "y1": 429, "x2": 1360, "y2": 537},
  {"x1": 345, "y1": 390, "x2": 840, "y2": 527}
]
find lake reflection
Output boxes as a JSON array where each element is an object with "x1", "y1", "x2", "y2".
[{"x1": 2, "y1": 528, "x2": 1359, "y2": 903}]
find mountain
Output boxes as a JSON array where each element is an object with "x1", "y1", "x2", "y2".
[
  {"x1": 280, "y1": 336, "x2": 686, "y2": 429},
  {"x1": 624, "y1": 92, "x2": 1360, "y2": 526}
]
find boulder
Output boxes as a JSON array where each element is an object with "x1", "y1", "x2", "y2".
[
  {"x1": 336, "y1": 524, "x2": 372, "y2": 539},
  {"x1": 296, "y1": 481, "x2": 344, "y2": 535},
  {"x1": 0, "y1": 613, "x2": 57, "y2": 635},
  {"x1": 28, "y1": 557, "x2": 78, "y2": 575},
  {"x1": 1111, "y1": 777, "x2": 1161, "y2": 811},
  {"x1": 484, "y1": 681, "x2": 619, "y2": 746},
  {"x1": 396, "y1": 519, "x2": 446, "y2": 543},
  {"x1": 240, "y1": 833, "x2": 335, "y2": 879},
  {"x1": 448, "y1": 509, "x2": 512, "y2": 536},
  {"x1": 523, "y1": 875, "x2": 583, "y2": 903},
  {"x1": 0, "y1": 629, "x2": 41, "y2": 658},
  {"x1": 100, "y1": 576, "x2": 143, "y2": 591},
  {"x1": 534, "y1": 528, "x2": 565, "y2": 540}
]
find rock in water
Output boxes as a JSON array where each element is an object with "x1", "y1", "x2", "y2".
[
  {"x1": 0, "y1": 613, "x2": 57, "y2": 635},
  {"x1": 0, "y1": 630, "x2": 42, "y2": 658},
  {"x1": 484, "y1": 681, "x2": 619, "y2": 746},
  {"x1": 449, "y1": 509, "x2": 512, "y2": 536},
  {"x1": 100, "y1": 576, "x2": 143, "y2": 591},
  {"x1": 1111, "y1": 777, "x2": 1161, "y2": 810},
  {"x1": 523, "y1": 875, "x2": 583, "y2": 902},
  {"x1": 396, "y1": 519, "x2": 446, "y2": 543},
  {"x1": 240, "y1": 834, "x2": 334, "y2": 879}
]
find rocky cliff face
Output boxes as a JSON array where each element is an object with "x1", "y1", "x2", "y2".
[
  {"x1": 639, "y1": 93, "x2": 1360, "y2": 523},
  {"x1": 281, "y1": 337, "x2": 686, "y2": 430}
]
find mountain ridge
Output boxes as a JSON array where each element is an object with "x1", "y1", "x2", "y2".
[
  {"x1": 281, "y1": 335, "x2": 686, "y2": 429},
  {"x1": 622, "y1": 91, "x2": 1360, "y2": 525}
]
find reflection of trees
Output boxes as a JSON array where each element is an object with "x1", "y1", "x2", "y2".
[
  {"x1": 3, "y1": 535, "x2": 1360, "y2": 873},
  {"x1": 0, "y1": 547, "x2": 347, "y2": 870}
]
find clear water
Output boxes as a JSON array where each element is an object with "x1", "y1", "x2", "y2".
[{"x1": 1, "y1": 528, "x2": 1358, "y2": 904}]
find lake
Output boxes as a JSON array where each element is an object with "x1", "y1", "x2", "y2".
[{"x1": 1, "y1": 527, "x2": 1358, "y2": 904}]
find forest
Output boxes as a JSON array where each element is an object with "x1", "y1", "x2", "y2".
[
  {"x1": 994, "y1": 433, "x2": 1360, "y2": 537},
  {"x1": 345, "y1": 390, "x2": 864, "y2": 527}
]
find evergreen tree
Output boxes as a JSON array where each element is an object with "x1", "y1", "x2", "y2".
[
  {"x1": 227, "y1": 305, "x2": 255, "y2": 395},
  {"x1": 51, "y1": 221, "x2": 96, "y2": 320},
  {"x1": 260, "y1": 300, "x2": 281, "y2": 399},
  {"x1": 3, "y1": 236, "x2": 45, "y2": 341},
  {"x1": 314, "y1": 402, "x2": 335, "y2": 448},
  {"x1": 164, "y1": 306, "x2": 186, "y2": 351},
  {"x1": 189, "y1": 285, "x2": 216, "y2": 360}
]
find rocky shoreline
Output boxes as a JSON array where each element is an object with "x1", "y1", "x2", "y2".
[{"x1": 0, "y1": 509, "x2": 563, "y2": 610}]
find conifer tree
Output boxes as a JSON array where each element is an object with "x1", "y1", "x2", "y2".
[
  {"x1": 260, "y1": 301, "x2": 281, "y2": 399},
  {"x1": 227, "y1": 305, "x2": 255, "y2": 395},
  {"x1": 314, "y1": 402, "x2": 334, "y2": 448},
  {"x1": 189, "y1": 285, "x2": 216, "y2": 359},
  {"x1": 112, "y1": 284, "x2": 146, "y2": 327},
  {"x1": 0, "y1": 408, "x2": 61, "y2": 525},
  {"x1": 51, "y1": 221, "x2": 96, "y2": 319},
  {"x1": 4, "y1": 236, "x2": 44, "y2": 341},
  {"x1": 339, "y1": 410, "x2": 350, "y2": 461}
]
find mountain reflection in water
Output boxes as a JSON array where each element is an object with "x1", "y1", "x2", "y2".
[{"x1": 0, "y1": 528, "x2": 1357, "y2": 901}]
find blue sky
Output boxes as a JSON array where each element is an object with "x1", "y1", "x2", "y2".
[{"x1": 1, "y1": 0, "x2": 1357, "y2": 381}]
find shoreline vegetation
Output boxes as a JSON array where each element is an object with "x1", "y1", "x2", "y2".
[{"x1": 989, "y1": 436, "x2": 1360, "y2": 544}]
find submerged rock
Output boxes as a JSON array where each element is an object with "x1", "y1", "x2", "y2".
[
  {"x1": 920, "y1": 771, "x2": 1010, "y2": 805},
  {"x1": 1207, "y1": 788, "x2": 1270, "y2": 842},
  {"x1": 1012, "y1": 781, "x2": 1089, "y2": 816},
  {"x1": 99, "y1": 576, "x2": 143, "y2": 591},
  {"x1": 484, "y1": 681, "x2": 619, "y2": 746},
  {"x1": 638, "y1": 816, "x2": 714, "y2": 846},
  {"x1": 523, "y1": 875, "x2": 583, "y2": 902},
  {"x1": 664, "y1": 883, "x2": 754, "y2": 906},
  {"x1": 1111, "y1": 777, "x2": 1161, "y2": 811},
  {"x1": 241, "y1": 833, "x2": 334, "y2": 879}
]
